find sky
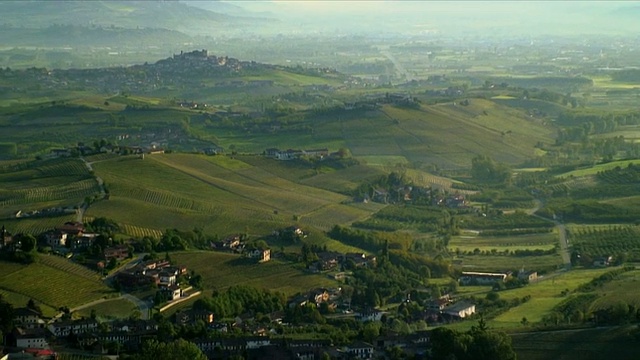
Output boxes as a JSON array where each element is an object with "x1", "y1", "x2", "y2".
[{"x1": 223, "y1": 0, "x2": 640, "y2": 37}]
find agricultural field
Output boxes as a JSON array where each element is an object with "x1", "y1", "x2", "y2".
[
  {"x1": 0, "y1": 256, "x2": 114, "y2": 309},
  {"x1": 567, "y1": 225, "x2": 640, "y2": 258},
  {"x1": 170, "y1": 251, "x2": 337, "y2": 296},
  {"x1": 449, "y1": 232, "x2": 558, "y2": 253},
  {"x1": 452, "y1": 253, "x2": 563, "y2": 273}
]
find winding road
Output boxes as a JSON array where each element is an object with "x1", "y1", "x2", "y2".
[{"x1": 76, "y1": 157, "x2": 107, "y2": 222}]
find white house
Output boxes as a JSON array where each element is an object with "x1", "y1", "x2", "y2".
[{"x1": 15, "y1": 328, "x2": 49, "y2": 349}]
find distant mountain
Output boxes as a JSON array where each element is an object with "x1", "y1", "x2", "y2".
[
  {"x1": 0, "y1": 0, "x2": 274, "y2": 36},
  {"x1": 0, "y1": 24, "x2": 193, "y2": 48}
]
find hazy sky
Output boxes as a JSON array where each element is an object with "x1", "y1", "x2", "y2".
[{"x1": 227, "y1": 0, "x2": 640, "y2": 36}]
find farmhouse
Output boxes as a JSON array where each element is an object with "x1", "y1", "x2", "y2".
[
  {"x1": 104, "y1": 244, "x2": 129, "y2": 261},
  {"x1": 45, "y1": 231, "x2": 67, "y2": 248},
  {"x1": 246, "y1": 248, "x2": 271, "y2": 262},
  {"x1": 13, "y1": 327, "x2": 49, "y2": 349},
  {"x1": 14, "y1": 307, "x2": 45, "y2": 329},
  {"x1": 161, "y1": 284, "x2": 183, "y2": 301},
  {"x1": 443, "y1": 302, "x2": 476, "y2": 318},
  {"x1": 459, "y1": 271, "x2": 508, "y2": 285},
  {"x1": 517, "y1": 270, "x2": 538, "y2": 282}
]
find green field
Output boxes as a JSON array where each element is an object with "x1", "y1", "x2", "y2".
[
  {"x1": 557, "y1": 159, "x2": 640, "y2": 178},
  {"x1": 170, "y1": 251, "x2": 337, "y2": 296},
  {"x1": 489, "y1": 268, "x2": 615, "y2": 328}
]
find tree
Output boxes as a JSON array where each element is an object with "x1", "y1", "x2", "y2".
[
  {"x1": 471, "y1": 155, "x2": 511, "y2": 184},
  {"x1": 18, "y1": 234, "x2": 37, "y2": 252}
]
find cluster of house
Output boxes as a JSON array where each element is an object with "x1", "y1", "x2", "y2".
[
  {"x1": 193, "y1": 334, "x2": 429, "y2": 359},
  {"x1": 4, "y1": 306, "x2": 162, "y2": 358},
  {"x1": 209, "y1": 234, "x2": 271, "y2": 263},
  {"x1": 362, "y1": 185, "x2": 469, "y2": 207},
  {"x1": 42, "y1": 222, "x2": 130, "y2": 263},
  {"x1": 264, "y1": 148, "x2": 330, "y2": 161},
  {"x1": 116, "y1": 259, "x2": 188, "y2": 300},
  {"x1": 458, "y1": 269, "x2": 538, "y2": 286},
  {"x1": 4, "y1": 303, "x2": 430, "y2": 360},
  {"x1": 43, "y1": 222, "x2": 99, "y2": 252},
  {"x1": 307, "y1": 251, "x2": 377, "y2": 272}
]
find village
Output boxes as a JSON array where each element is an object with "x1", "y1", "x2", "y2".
[{"x1": 0, "y1": 215, "x2": 565, "y2": 360}]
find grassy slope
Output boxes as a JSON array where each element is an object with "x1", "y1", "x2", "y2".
[
  {"x1": 490, "y1": 268, "x2": 614, "y2": 328},
  {"x1": 170, "y1": 251, "x2": 336, "y2": 296}
]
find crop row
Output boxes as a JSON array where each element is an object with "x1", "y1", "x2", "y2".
[
  {"x1": 0, "y1": 264, "x2": 110, "y2": 308},
  {"x1": 120, "y1": 224, "x2": 163, "y2": 239},
  {"x1": 0, "y1": 179, "x2": 100, "y2": 207},
  {"x1": 4, "y1": 215, "x2": 76, "y2": 235},
  {"x1": 38, "y1": 255, "x2": 101, "y2": 281},
  {"x1": 36, "y1": 159, "x2": 88, "y2": 178},
  {"x1": 570, "y1": 226, "x2": 640, "y2": 255}
]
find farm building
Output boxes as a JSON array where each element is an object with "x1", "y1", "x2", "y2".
[
  {"x1": 443, "y1": 302, "x2": 476, "y2": 318},
  {"x1": 459, "y1": 271, "x2": 509, "y2": 285}
]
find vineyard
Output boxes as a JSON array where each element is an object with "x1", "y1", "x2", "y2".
[
  {"x1": 569, "y1": 225, "x2": 640, "y2": 257},
  {"x1": 38, "y1": 254, "x2": 101, "y2": 281},
  {"x1": 0, "y1": 214, "x2": 76, "y2": 235},
  {"x1": 0, "y1": 260, "x2": 113, "y2": 309},
  {"x1": 0, "y1": 157, "x2": 100, "y2": 218}
]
